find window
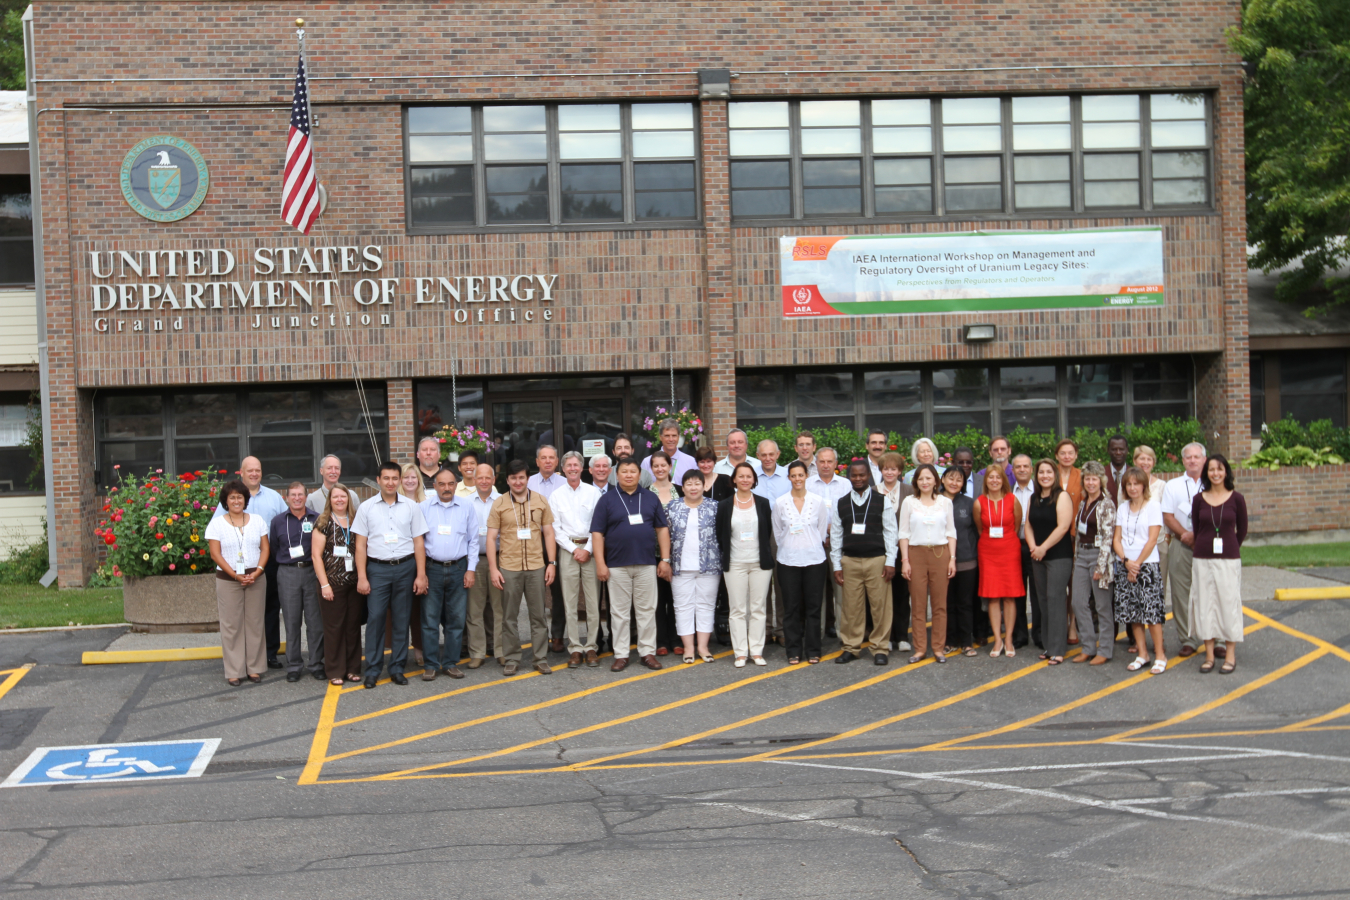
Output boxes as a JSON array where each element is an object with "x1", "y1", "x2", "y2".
[
  {"x1": 726, "y1": 93, "x2": 1211, "y2": 220},
  {"x1": 999, "y1": 365, "x2": 1057, "y2": 433},
  {"x1": 0, "y1": 393, "x2": 37, "y2": 493},
  {"x1": 407, "y1": 103, "x2": 698, "y2": 229},
  {"x1": 94, "y1": 385, "x2": 389, "y2": 489},
  {"x1": 1066, "y1": 362, "x2": 1124, "y2": 430},
  {"x1": 863, "y1": 370, "x2": 923, "y2": 439},
  {"x1": 1250, "y1": 354, "x2": 1265, "y2": 436},
  {"x1": 1131, "y1": 358, "x2": 1192, "y2": 423},
  {"x1": 932, "y1": 367, "x2": 991, "y2": 433},
  {"x1": 0, "y1": 175, "x2": 33, "y2": 286},
  {"x1": 1280, "y1": 350, "x2": 1346, "y2": 428},
  {"x1": 795, "y1": 372, "x2": 854, "y2": 431}
]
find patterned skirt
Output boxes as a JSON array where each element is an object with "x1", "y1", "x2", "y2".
[{"x1": 1113, "y1": 559, "x2": 1164, "y2": 625}]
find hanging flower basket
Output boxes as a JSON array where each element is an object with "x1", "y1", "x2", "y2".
[
  {"x1": 641, "y1": 406, "x2": 703, "y2": 451},
  {"x1": 433, "y1": 424, "x2": 496, "y2": 462}
]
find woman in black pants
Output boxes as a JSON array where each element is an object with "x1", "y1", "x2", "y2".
[
  {"x1": 770, "y1": 461, "x2": 833, "y2": 664},
  {"x1": 943, "y1": 466, "x2": 981, "y2": 655}
]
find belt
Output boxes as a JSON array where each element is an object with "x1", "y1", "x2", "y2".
[
  {"x1": 280, "y1": 560, "x2": 313, "y2": 568},
  {"x1": 368, "y1": 554, "x2": 414, "y2": 566},
  {"x1": 568, "y1": 535, "x2": 589, "y2": 544},
  {"x1": 428, "y1": 557, "x2": 466, "y2": 567}
]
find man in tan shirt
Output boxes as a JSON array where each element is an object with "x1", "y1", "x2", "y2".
[{"x1": 486, "y1": 459, "x2": 558, "y2": 676}]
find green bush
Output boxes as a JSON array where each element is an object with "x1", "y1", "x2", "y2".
[
  {"x1": 1239, "y1": 444, "x2": 1344, "y2": 470},
  {"x1": 0, "y1": 524, "x2": 49, "y2": 585},
  {"x1": 1260, "y1": 415, "x2": 1350, "y2": 460}
]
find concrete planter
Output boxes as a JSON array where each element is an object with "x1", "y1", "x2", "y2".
[{"x1": 122, "y1": 572, "x2": 220, "y2": 633}]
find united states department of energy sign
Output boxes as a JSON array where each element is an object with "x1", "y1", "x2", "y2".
[{"x1": 781, "y1": 227, "x2": 1165, "y2": 318}]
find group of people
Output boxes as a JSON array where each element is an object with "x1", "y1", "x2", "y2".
[{"x1": 203, "y1": 420, "x2": 1248, "y2": 687}]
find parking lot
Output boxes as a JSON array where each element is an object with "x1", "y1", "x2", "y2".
[{"x1": 1, "y1": 597, "x2": 1348, "y2": 898}]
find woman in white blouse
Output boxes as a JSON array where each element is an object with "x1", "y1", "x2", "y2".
[
  {"x1": 898, "y1": 464, "x2": 957, "y2": 663},
  {"x1": 771, "y1": 460, "x2": 832, "y2": 665},
  {"x1": 206, "y1": 480, "x2": 272, "y2": 686}
]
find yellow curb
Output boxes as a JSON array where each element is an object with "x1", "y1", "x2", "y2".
[
  {"x1": 1273, "y1": 586, "x2": 1350, "y2": 601},
  {"x1": 83, "y1": 641, "x2": 286, "y2": 665}
]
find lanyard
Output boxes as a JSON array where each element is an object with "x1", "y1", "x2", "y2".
[
  {"x1": 513, "y1": 490, "x2": 533, "y2": 530},
  {"x1": 228, "y1": 514, "x2": 247, "y2": 560},
  {"x1": 850, "y1": 490, "x2": 873, "y2": 529},
  {"x1": 285, "y1": 514, "x2": 304, "y2": 553},
  {"x1": 619, "y1": 489, "x2": 642, "y2": 521},
  {"x1": 1080, "y1": 497, "x2": 1097, "y2": 527},
  {"x1": 331, "y1": 514, "x2": 351, "y2": 548},
  {"x1": 1208, "y1": 493, "x2": 1224, "y2": 538},
  {"x1": 989, "y1": 495, "x2": 1004, "y2": 531},
  {"x1": 1125, "y1": 502, "x2": 1144, "y2": 542}
]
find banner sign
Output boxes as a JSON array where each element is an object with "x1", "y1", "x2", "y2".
[{"x1": 781, "y1": 227, "x2": 1164, "y2": 318}]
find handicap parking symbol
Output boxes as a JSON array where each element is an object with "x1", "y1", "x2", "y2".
[{"x1": 1, "y1": 739, "x2": 220, "y2": 787}]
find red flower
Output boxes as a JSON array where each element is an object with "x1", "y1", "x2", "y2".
[
  {"x1": 103, "y1": 534, "x2": 116, "y2": 545},
  {"x1": 155, "y1": 533, "x2": 164, "y2": 539}
]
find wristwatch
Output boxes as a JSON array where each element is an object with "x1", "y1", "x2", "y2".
[
  {"x1": 546, "y1": 560, "x2": 557, "y2": 566},
  {"x1": 660, "y1": 558, "x2": 671, "y2": 563}
]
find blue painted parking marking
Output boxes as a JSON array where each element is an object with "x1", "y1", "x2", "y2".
[{"x1": 1, "y1": 739, "x2": 221, "y2": 787}]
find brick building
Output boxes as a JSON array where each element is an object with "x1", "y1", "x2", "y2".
[{"x1": 28, "y1": 1, "x2": 1250, "y2": 585}]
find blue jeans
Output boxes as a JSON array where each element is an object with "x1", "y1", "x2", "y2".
[
  {"x1": 422, "y1": 558, "x2": 468, "y2": 671},
  {"x1": 363, "y1": 557, "x2": 415, "y2": 677}
]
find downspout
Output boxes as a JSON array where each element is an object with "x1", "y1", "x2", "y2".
[{"x1": 23, "y1": 7, "x2": 56, "y2": 587}]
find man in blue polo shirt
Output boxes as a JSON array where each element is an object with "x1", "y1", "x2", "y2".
[
  {"x1": 420, "y1": 467, "x2": 479, "y2": 681},
  {"x1": 591, "y1": 457, "x2": 672, "y2": 672},
  {"x1": 271, "y1": 481, "x2": 323, "y2": 682}
]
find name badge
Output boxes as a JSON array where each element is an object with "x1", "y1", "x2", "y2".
[
  {"x1": 384, "y1": 532, "x2": 399, "y2": 544},
  {"x1": 478, "y1": 525, "x2": 488, "y2": 536},
  {"x1": 1093, "y1": 536, "x2": 1101, "y2": 548},
  {"x1": 740, "y1": 530, "x2": 754, "y2": 541},
  {"x1": 438, "y1": 524, "x2": 454, "y2": 535},
  {"x1": 851, "y1": 523, "x2": 867, "y2": 535},
  {"x1": 989, "y1": 526, "x2": 1004, "y2": 539},
  {"x1": 233, "y1": 561, "x2": 246, "y2": 575},
  {"x1": 344, "y1": 557, "x2": 354, "y2": 572},
  {"x1": 289, "y1": 544, "x2": 303, "y2": 559},
  {"x1": 1077, "y1": 520, "x2": 1088, "y2": 535},
  {"x1": 789, "y1": 523, "x2": 805, "y2": 535},
  {"x1": 516, "y1": 527, "x2": 533, "y2": 540},
  {"x1": 301, "y1": 521, "x2": 313, "y2": 534},
  {"x1": 333, "y1": 545, "x2": 348, "y2": 558},
  {"x1": 628, "y1": 514, "x2": 644, "y2": 526},
  {"x1": 1213, "y1": 537, "x2": 1224, "y2": 554}
]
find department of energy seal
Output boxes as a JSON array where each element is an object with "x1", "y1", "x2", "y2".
[{"x1": 119, "y1": 136, "x2": 210, "y2": 222}]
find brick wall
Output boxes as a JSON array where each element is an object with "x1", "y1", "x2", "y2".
[{"x1": 1234, "y1": 467, "x2": 1350, "y2": 537}]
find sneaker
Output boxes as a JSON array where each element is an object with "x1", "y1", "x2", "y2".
[
  {"x1": 421, "y1": 668, "x2": 437, "y2": 682},
  {"x1": 897, "y1": 641, "x2": 911, "y2": 652}
]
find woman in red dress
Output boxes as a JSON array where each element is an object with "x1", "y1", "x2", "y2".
[{"x1": 973, "y1": 466, "x2": 1025, "y2": 658}]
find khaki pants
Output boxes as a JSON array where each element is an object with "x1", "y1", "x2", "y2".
[
  {"x1": 465, "y1": 553, "x2": 503, "y2": 660},
  {"x1": 607, "y1": 564, "x2": 658, "y2": 658},
  {"x1": 839, "y1": 556, "x2": 891, "y2": 654},
  {"x1": 1169, "y1": 538, "x2": 1195, "y2": 647},
  {"x1": 557, "y1": 549, "x2": 600, "y2": 653},
  {"x1": 908, "y1": 545, "x2": 949, "y2": 657},
  {"x1": 725, "y1": 560, "x2": 772, "y2": 658},
  {"x1": 500, "y1": 567, "x2": 549, "y2": 665},
  {"x1": 216, "y1": 572, "x2": 267, "y2": 680}
]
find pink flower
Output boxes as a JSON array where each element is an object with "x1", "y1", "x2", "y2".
[
  {"x1": 192, "y1": 501, "x2": 201, "y2": 509},
  {"x1": 169, "y1": 564, "x2": 176, "y2": 570},
  {"x1": 156, "y1": 469, "x2": 163, "y2": 474},
  {"x1": 646, "y1": 441, "x2": 653, "y2": 448},
  {"x1": 148, "y1": 516, "x2": 158, "y2": 526}
]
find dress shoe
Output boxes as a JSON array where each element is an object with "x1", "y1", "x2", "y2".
[
  {"x1": 835, "y1": 651, "x2": 857, "y2": 664},
  {"x1": 534, "y1": 660, "x2": 553, "y2": 675},
  {"x1": 311, "y1": 669, "x2": 326, "y2": 680},
  {"x1": 550, "y1": 638, "x2": 566, "y2": 654},
  {"x1": 656, "y1": 647, "x2": 668, "y2": 656},
  {"x1": 873, "y1": 652, "x2": 889, "y2": 666},
  {"x1": 466, "y1": 658, "x2": 485, "y2": 669},
  {"x1": 443, "y1": 665, "x2": 465, "y2": 679},
  {"x1": 826, "y1": 626, "x2": 839, "y2": 639},
  {"x1": 363, "y1": 674, "x2": 377, "y2": 689},
  {"x1": 1178, "y1": 644, "x2": 1197, "y2": 658},
  {"x1": 421, "y1": 668, "x2": 438, "y2": 681},
  {"x1": 585, "y1": 650, "x2": 599, "y2": 667},
  {"x1": 267, "y1": 657, "x2": 284, "y2": 670},
  {"x1": 568, "y1": 652, "x2": 583, "y2": 669},
  {"x1": 502, "y1": 662, "x2": 519, "y2": 677},
  {"x1": 390, "y1": 672, "x2": 409, "y2": 686},
  {"x1": 611, "y1": 657, "x2": 630, "y2": 672},
  {"x1": 286, "y1": 671, "x2": 302, "y2": 682},
  {"x1": 1214, "y1": 645, "x2": 1227, "y2": 659},
  {"x1": 640, "y1": 654, "x2": 662, "y2": 670}
]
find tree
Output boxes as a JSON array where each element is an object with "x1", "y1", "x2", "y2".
[
  {"x1": 1231, "y1": 0, "x2": 1350, "y2": 316},
  {"x1": 0, "y1": 0, "x2": 23, "y2": 91}
]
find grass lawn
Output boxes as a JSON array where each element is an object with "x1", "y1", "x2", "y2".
[
  {"x1": 0, "y1": 585, "x2": 125, "y2": 630},
  {"x1": 1243, "y1": 541, "x2": 1350, "y2": 570}
]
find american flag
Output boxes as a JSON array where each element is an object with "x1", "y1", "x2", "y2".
[{"x1": 281, "y1": 54, "x2": 320, "y2": 234}]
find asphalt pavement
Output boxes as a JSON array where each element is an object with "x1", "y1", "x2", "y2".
[{"x1": 0, "y1": 595, "x2": 1348, "y2": 899}]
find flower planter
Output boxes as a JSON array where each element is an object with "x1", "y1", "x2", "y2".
[{"x1": 122, "y1": 572, "x2": 220, "y2": 633}]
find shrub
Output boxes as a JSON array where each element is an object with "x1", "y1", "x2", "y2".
[
  {"x1": 97, "y1": 468, "x2": 228, "y2": 579},
  {"x1": 0, "y1": 522, "x2": 50, "y2": 585},
  {"x1": 1259, "y1": 416, "x2": 1350, "y2": 460}
]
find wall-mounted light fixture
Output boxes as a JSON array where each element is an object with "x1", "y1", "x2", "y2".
[
  {"x1": 698, "y1": 68, "x2": 731, "y2": 100},
  {"x1": 963, "y1": 323, "x2": 997, "y2": 343}
]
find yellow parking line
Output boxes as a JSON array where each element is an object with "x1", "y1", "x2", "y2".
[
  {"x1": 298, "y1": 682, "x2": 342, "y2": 786},
  {"x1": 1242, "y1": 606, "x2": 1350, "y2": 663},
  {"x1": 82, "y1": 641, "x2": 289, "y2": 665},
  {"x1": 325, "y1": 650, "x2": 733, "y2": 765},
  {"x1": 0, "y1": 664, "x2": 32, "y2": 702},
  {"x1": 1273, "y1": 586, "x2": 1350, "y2": 601},
  {"x1": 1101, "y1": 647, "x2": 1330, "y2": 743},
  {"x1": 1281, "y1": 700, "x2": 1350, "y2": 731}
]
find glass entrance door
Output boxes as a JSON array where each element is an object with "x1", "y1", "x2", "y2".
[
  {"x1": 562, "y1": 398, "x2": 625, "y2": 475},
  {"x1": 489, "y1": 401, "x2": 555, "y2": 473}
]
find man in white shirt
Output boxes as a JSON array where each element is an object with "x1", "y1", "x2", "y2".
[
  {"x1": 1010, "y1": 454, "x2": 1037, "y2": 650},
  {"x1": 865, "y1": 429, "x2": 888, "y2": 487},
  {"x1": 807, "y1": 447, "x2": 851, "y2": 638},
  {"x1": 590, "y1": 454, "x2": 612, "y2": 496},
  {"x1": 641, "y1": 419, "x2": 697, "y2": 483},
  {"x1": 1162, "y1": 442, "x2": 1209, "y2": 659},
  {"x1": 549, "y1": 451, "x2": 603, "y2": 667},
  {"x1": 752, "y1": 440, "x2": 790, "y2": 505},
  {"x1": 526, "y1": 444, "x2": 566, "y2": 652},
  {"x1": 351, "y1": 460, "x2": 430, "y2": 688},
  {"x1": 307, "y1": 454, "x2": 361, "y2": 516},
  {"x1": 830, "y1": 460, "x2": 898, "y2": 665},
  {"x1": 794, "y1": 431, "x2": 819, "y2": 478},
  {"x1": 714, "y1": 428, "x2": 763, "y2": 477},
  {"x1": 465, "y1": 464, "x2": 503, "y2": 668}
]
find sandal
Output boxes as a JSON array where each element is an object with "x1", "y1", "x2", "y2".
[
  {"x1": 963, "y1": 646, "x2": 977, "y2": 658},
  {"x1": 1150, "y1": 659, "x2": 1168, "y2": 675},
  {"x1": 1126, "y1": 656, "x2": 1149, "y2": 672},
  {"x1": 329, "y1": 677, "x2": 344, "y2": 686},
  {"x1": 1220, "y1": 661, "x2": 1237, "y2": 675},
  {"x1": 1047, "y1": 656, "x2": 1064, "y2": 666},
  {"x1": 1199, "y1": 659, "x2": 1216, "y2": 673},
  {"x1": 346, "y1": 674, "x2": 362, "y2": 682},
  {"x1": 807, "y1": 657, "x2": 820, "y2": 665},
  {"x1": 1038, "y1": 652, "x2": 1050, "y2": 661},
  {"x1": 787, "y1": 656, "x2": 800, "y2": 665},
  {"x1": 1005, "y1": 647, "x2": 1016, "y2": 658},
  {"x1": 990, "y1": 643, "x2": 1005, "y2": 658},
  {"x1": 226, "y1": 677, "x2": 242, "y2": 687}
]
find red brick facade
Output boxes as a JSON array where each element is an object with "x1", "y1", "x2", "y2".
[{"x1": 32, "y1": 1, "x2": 1246, "y2": 584}]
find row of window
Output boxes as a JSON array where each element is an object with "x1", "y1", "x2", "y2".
[
  {"x1": 737, "y1": 359, "x2": 1192, "y2": 439},
  {"x1": 404, "y1": 93, "x2": 1212, "y2": 230},
  {"x1": 1250, "y1": 350, "x2": 1349, "y2": 434},
  {"x1": 95, "y1": 386, "x2": 389, "y2": 489}
]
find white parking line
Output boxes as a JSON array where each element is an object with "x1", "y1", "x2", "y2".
[{"x1": 683, "y1": 798, "x2": 894, "y2": 837}]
